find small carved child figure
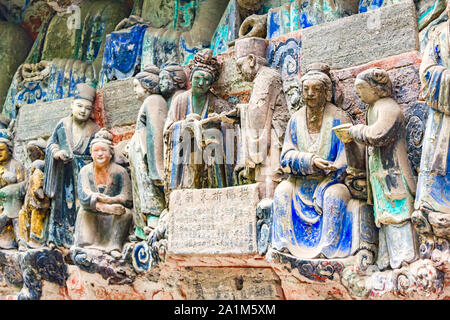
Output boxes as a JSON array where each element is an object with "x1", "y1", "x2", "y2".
[
  {"x1": 0, "y1": 138, "x2": 26, "y2": 249},
  {"x1": 18, "y1": 140, "x2": 50, "y2": 250},
  {"x1": 347, "y1": 68, "x2": 419, "y2": 270}
]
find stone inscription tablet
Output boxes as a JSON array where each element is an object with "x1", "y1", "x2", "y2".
[
  {"x1": 16, "y1": 98, "x2": 72, "y2": 141},
  {"x1": 102, "y1": 78, "x2": 141, "y2": 128},
  {"x1": 168, "y1": 184, "x2": 260, "y2": 255}
]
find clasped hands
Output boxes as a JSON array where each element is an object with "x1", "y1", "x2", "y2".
[{"x1": 95, "y1": 193, "x2": 126, "y2": 216}]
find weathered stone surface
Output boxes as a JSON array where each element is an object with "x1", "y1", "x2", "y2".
[
  {"x1": 175, "y1": 267, "x2": 283, "y2": 300},
  {"x1": 168, "y1": 184, "x2": 260, "y2": 255},
  {"x1": 102, "y1": 79, "x2": 141, "y2": 128},
  {"x1": 332, "y1": 51, "x2": 422, "y2": 122},
  {"x1": 301, "y1": 1, "x2": 419, "y2": 72},
  {"x1": 15, "y1": 98, "x2": 72, "y2": 141},
  {"x1": 0, "y1": 21, "x2": 33, "y2": 109},
  {"x1": 215, "y1": 50, "x2": 253, "y2": 98}
]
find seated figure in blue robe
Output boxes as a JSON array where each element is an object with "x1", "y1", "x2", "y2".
[{"x1": 272, "y1": 64, "x2": 358, "y2": 259}]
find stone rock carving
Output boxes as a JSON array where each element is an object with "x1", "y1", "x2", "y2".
[
  {"x1": 412, "y1": 0, "x2": 450, "y2": 257},
  {"x1": 283, "y1": 77, "x2": 302, "y2": 113},
  {"x1": 271, "y1": 63, "x2": 369, "y2": 259},
  {"x1": 17, "y1": 140, "x2": 49, "y2": 251},
  {"x1": 238, "y1": 14, "x2": 268, "y2": 40},
  {"x1": 347, "y1": 67, "x2": 419, "y2": 270},
  {"x1": 43, "y1": 83, "x2": 100, "y2": 249},
  {"x1": 2, "y1": 59, "x2": 96, "y2": 120},
  {"x1": 235, "y1": 37, "x2": 290, "y2": 198},
  {"x1": 163, "y1": 48, "x2": 234, "y2": 192},
  {"x1": 72, "y1": 128, "x2": 133, "y2": 261},
  {"x1": 127, "y1": 65, "x2": 167, "y2": 240},
  {"x1": 0, "y1": 137, "x2": 26, "y2": 249},
  {"x1": 159, "y1": 64, "x2": 188, "y2": 107}
]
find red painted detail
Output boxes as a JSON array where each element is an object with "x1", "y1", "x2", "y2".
[
  {"x1": 110, "y1": 125, "x2": 136, "y2": 144},
  {"x1": 93, "y1": 91, "x2": 106, "y2": 128},
  {"x1": 332, "y1": 51, "x2": 421, "y2": 81},
  {"x1": 223, "y1": 90, "x2": 251, "y2": 104}
]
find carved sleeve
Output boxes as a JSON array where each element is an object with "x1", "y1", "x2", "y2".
[
  {"x1": 135, "y1": 101, "x2": 148, "y2": 130},
  {"x1": 107, "y1": 166, "x2": 133, "y2": 209},
  {"x1": 77, "y1": 166, "x2": 98, "y2": 211},
  {"x1": 349, "y1": 103, "x2": 402, "y2": 147},
  {"x1": 280, "y1": 118, "x2": 321, "y2": 176}
]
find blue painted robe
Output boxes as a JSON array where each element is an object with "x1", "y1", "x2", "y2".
[
  {"x1": 272, "y1": 103, "x2": 356, "y2": 259},
  {"x1": 416, "y1": 20, "x2": 450, "y2": 215},
  {"x1": 43, "y1": 116, "x2": 99, "y2": 247}
]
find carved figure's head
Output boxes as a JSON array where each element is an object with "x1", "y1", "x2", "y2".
[
  {"x1": 134, "y1": 65, "x2": 160, "y2": 101},
  {"x1": 283, "y1": 78, "x2": 301, "y2": 113},
  {"x1": 300, "y1": 63, "x2": 333, "y2": 109},
  {"x1": 71, "y1": 83, "x2": 96, "y2": 122},
  {"x1": 159, "y1": 64, "x2": 187, "y2": 98},
  {"x1": 0, "y1": 115, "x2": 10, "y2": 130},
  {"x1": 0, "y1": 138, "x2": 12, "y2": 164},
  {"x1": 355, "y1": 67, "x2": 392, "y2": 105},
  {"x1": 235, "y1": 37, "x2": 267, "y2": 82},
  {"x1": 189, "y1": 49, "x2": 220, "y2": 96},
  {"x1": 91, "y1": 129, "x2": 114, "y2": 167},
  {"x1": 26, "y1": 139, "x2": 46, "y2": 162}
]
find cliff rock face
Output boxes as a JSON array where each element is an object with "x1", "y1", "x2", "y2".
[{"x1": 0, "y1": 0, "x2": 448, "y2": 301}]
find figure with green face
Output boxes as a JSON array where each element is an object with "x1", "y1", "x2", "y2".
[
  {"x1": 43, "y1": 83, "x2": 100, "y2": 249},
  {"x1": 163, "y1": 49, "x2": 233, "y2": 192},
  {"x1": 0, "y1": 137, "x2": 26, "y2": 249}
]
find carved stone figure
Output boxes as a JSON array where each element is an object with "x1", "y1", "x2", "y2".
[
  {"x1": 271, "y1": 64, "x2": 359, "y2": 259},
  {"x1": 127, "y1": 65, "x2": 167, "y2": 240},
  {"x1": 159, "y1": 64, "x2": 188, "y2": 107},
  {"x1": 347, "y1": 67, "x2": 419, "y2": 270},
  {"x1": 235, "y1": 37, "x2": 290, "y2": 198},
  {"x1": 43, "y1": 83, "x2": 100, "y2": 249},
  {"x1": 238, "y1": 14, "x2": 268, "y2": 40},
  {"x1": 413, "y1": 0, "x2": 450, "y2": 241},
  {"x1": 17, "y1": 140, "x2": 49, "y2": 250},
  {"x1": 0, "y1": 137, "x2": 26, "y2": 249},
  {"x1": 163, "y1": 48, "x2": 233, "y2": 192},
  {"x1": 283, "y1": 78, "x2": 302, "y2": 113},
  {"x1": 73, "y1": 129, "x2": 133, "y2": 260}
]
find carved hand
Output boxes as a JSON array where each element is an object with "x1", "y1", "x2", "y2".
[
  {"x1": 54, "y1": 150, "x2": 71, "y2": 163},
  {"x1": 97, "y1": 193, "x2": 116, "y2": 204},
  {"x1": 95, "y1": 202, "x2": 125, "y2": 215},
  {"x1": 313, "y1": 157, "x2": 336, "y2": 171},
  {"x1": 186, "y1": 113, "x2": 201, "y2": 122},
  {"x1": 34, "y1": 188, "x2": 45, "y2": 200}
]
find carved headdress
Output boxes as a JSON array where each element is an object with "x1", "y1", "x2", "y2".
[
  {"x1": 189, "y1": 49, "x2": 220, "y2": 82},
  {"x1": 160, "y1": 63, "x2": 187, "y2": 89},
  {"x1": 91, "y1": 128, "x2": 114, "y2": 155},
  {"x1": 74, "y1": 83, "x2": 96, "y2": 103},
  {"x1": 0, "y1": 137, "x2": 13, "y2": 154},
  {"x1": 300, "y1": 63, "x2": 333, "y2": 102},
  {"x1": 356, "y1": 67, "x2": 392, "y2": 98},
  {"x1": 135, "y1": 64, "x2": 160, "y2": 93}
]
